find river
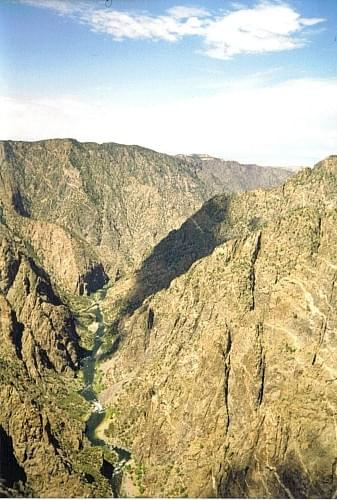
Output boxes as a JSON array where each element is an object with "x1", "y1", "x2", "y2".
[{"x1": 79, "y1": 285, "x2": 131, "y2": 496}]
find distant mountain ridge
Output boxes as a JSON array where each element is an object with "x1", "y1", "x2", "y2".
[
  {"x1": 0, "y1": 139, "x2": 293, "y2": 295},
  {"x1": 177, "y1": 153, "x2": 294, "y2": 195}
]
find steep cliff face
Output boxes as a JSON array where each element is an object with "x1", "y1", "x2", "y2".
[
  {"x1": 0, "y1": 225, "x2": 80, "y2": 377},
  {"x1": 0, "y1": 136, "x2": 315, "y2": 498},
  {"x1": 0, "y1": 140, "x2": 292, "y2": 294},
  {"x1": 99, "y1": 156, "x2": 337, "y2": 498},
  {"x1": 0, "y1": 225, "x2": 113, "y2": 497},
  {"x1": 0, "y1": 139, "x2": 208, "y2": 293}
]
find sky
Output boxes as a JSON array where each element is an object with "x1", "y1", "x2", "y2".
[{"x1": 0, "y1": 0, "x2": 336, "y2": 166}]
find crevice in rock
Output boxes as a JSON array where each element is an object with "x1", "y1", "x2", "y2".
[
  {"x1": 249, "y1": 232, "x2": 262, "y2": 310},
  {"x1": 256, "y1": 323, "x2": 265, "y2": 407},
  {"x1": 44, "y1": 420, "x2": 61, "y2": 452},
  {"x1": 144, "y1": 307, "x2": 155, "y2": 351},
  {"x1": 312, "y1": 317, "x2": 328, "y2": 366},
  {"x1": 10, "y1": 311, "x2": 24, "y2": 360},
  {"x1": 313, "y1": 216, "x2": 322, "y2": 254},
  {"x1": 147, "y1": 308, "x2": 154, "y2": 331},
  {"x1": 23, "y1": 276, "x2": 30, "y2": 295},
  {"x1": 3, "y1": 256, "x2": 21, "y2": 294},
  {"x1": 256, "y1": 354, "x2": 266, "y2": 406},
  {"x1": 251, "y1": 231, "x2": 262, "y2": 265},
  {"x1": 221, "y1": 328, "x2": 232, "y2": 432},
  {"x1": 38, "y1": 348, "x2": 56, "y2": 371},
  {"x1": 36, "y1": 279, "x2": 62, "y2": 306},
  {"x1": 11, "y1": 190, "x2": 30, "y2": 218},
  {"x1": 28, "y1": 258, "x2": 62, "y2": 306}
]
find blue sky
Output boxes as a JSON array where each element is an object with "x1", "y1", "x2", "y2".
[{"x1": 1, "y1": 0, "x2": 336, "y2": 166}]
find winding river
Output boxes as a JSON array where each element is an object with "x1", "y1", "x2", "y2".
[{"x1": 79, "y1": 286, "x2": 131, "y2": 496}]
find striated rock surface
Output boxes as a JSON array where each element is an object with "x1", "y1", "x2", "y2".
[
  {"x1": 2, "y1": 135, "x2": 324, "y2": 498},
  {"x1": 0, "y1": 139, "x2": 292, "y2": 294},
  {"x1": 0, "y1": 225, "x2": 80, "y2": 377},
  {"x1": 99, "y1": 156, "x2": 337, "y2": 498},
  {"x1": 0, "y1": 225, "x2": 114, "y2": 497}
]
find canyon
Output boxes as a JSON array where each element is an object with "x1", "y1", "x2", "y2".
[{"x1": 1, "y1": 139, "x2": 336, "y2": 498}]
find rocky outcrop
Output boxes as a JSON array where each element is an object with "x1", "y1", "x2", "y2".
[
  {"x1": 0, "y1": 140, "x2": 292, "y2": 294},
  {"x1": 0, "y1": 136, "x2": 318, "y2": 498},
  {"x1": 1, "y1": 203, "x2": 108, "y2": 296},
  {"x1": 99, "y1": 156, "x2": 337, "y2": 498},
  {"x1": 0, "y1": 228, "x2": 80, "y2": 377},
  {"x1": 0, "y1": 226, "x2": 113, "y2": 496},
  {"x1": 0, "y1": 139, "x2": 209, "y2": 292}
]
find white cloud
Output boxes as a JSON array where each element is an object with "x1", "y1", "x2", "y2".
[
  {"x1": 203, "y1": 3, "x2": 324, "y2": 59},
  {"x1": 20, "y1": 0, "x2": 75, "y2": 15},
  {"x1": 167, "y1": 6, "x2": 210, "y2": 19},
  {"x1": 19, "y1": 0, "x2": 324, "y2": 58},
  {"x1": 2, "y1": 78, "x2": 337, "y2": 167},
  {"x1": 84, "y1": 9, "x2": 206, "y2": 41},
  {"x1": 20, "y1": 0, "x2": 208, "y2": 41}
]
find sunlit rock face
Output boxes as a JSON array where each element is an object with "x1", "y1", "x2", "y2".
[
  {"x1": 3, "y1": 136, "x2": 321, "y2": 498},
  {"x1": 99, "y1": 156, "x2": 337, "y2": 498},
  {"x1": 0, "y1": 139, "x2": 292, "y2": 294}
]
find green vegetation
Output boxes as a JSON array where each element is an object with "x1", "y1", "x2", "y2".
[
  {"x1": 92, "y1": 367, "x2": 107, "y2": 393},
  {"x1": 73, "y1": 445, "x2": 112, "y2": 495},
  {"x1": 56, "y1": 388, "x2": 90, "y2": 422},
  {"x1": 98, "y1": 325, "x2": 119, "y2": 355},
  {"x1": 125, "y1": 460, "x2": 146, "y2": 495}
]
